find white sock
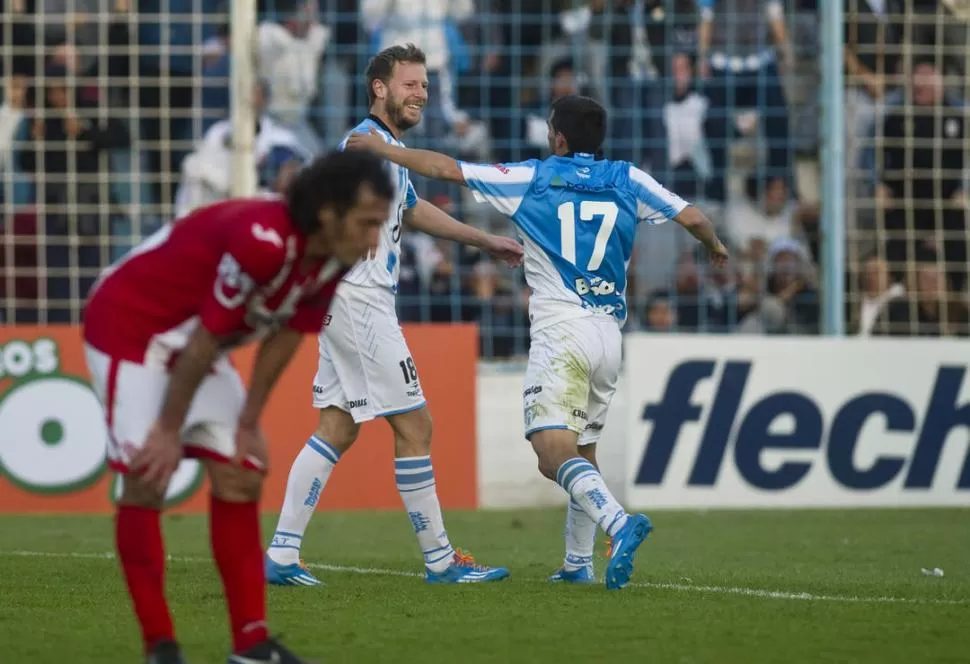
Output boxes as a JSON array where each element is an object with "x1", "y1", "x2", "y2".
[
  {"x1": 267, "y1": 435, "x2": 340, "y2": 565},
  {"x1": 563, "y1": 498, "x2": 596, "y2": 570},
  {"x1": 395, "y1": 455, "x2": 454, "y2": 573},
  {"x1": 555, "y1": 458, "x2": 628, "y2": 538}
]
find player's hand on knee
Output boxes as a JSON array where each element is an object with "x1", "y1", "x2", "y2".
[
  {"x1": 234, "y1": 423, "x2": 269, "y2": 473},
  {"x1": 131, "y1": 424, "x2": 183, "y2": 494}
]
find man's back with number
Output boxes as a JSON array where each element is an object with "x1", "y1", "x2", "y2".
[{"x1": 462, "y1": 152, "x2": 686, "y2": 332}]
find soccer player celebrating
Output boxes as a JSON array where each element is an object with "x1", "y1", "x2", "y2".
[
  {"x1": 265, "y1": 44, "x2": 518, "y2": 586},
  {"x1": 346, "y1": 95, "x2": 729, "y2": 589},
  {"x1": 82, "y1": 150, "x2": 394, "y2": 664}
]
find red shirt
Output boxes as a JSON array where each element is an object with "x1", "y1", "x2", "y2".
[{"x1": 83, "y1": 198, "x2": 346, "y2": 366}]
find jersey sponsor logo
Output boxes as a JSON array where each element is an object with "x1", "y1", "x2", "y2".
[
  {"x1": 251, "y1": 223, "x2": 284, "y2": 248},
  {"x1": 214, "y1": 253, "x2": 255, "y2": 309},
  {"x1": 635, "y1": 359, "x2": 970, "y2": 492},
  {"x1": 574, "y1": 277, "x2": 616, "y2": 297}
]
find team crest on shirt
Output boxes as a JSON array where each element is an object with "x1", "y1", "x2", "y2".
[{"x1": 213, "y1": 254, "x2": 255, "y2": 309}]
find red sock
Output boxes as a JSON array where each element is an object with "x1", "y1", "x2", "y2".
[
  {"x1": 210, "y1": 495, "x2": 269, "y2": 653},
  {"x1": 115, "y1": 505, "x2": 175, "y2": 652}
]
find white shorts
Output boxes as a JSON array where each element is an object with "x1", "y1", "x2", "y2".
[
  {"x1": 523, "y1": 316, "x2": 622, "y2": 446},
  {"x1": 83, "y1": 344, "x2": 258, "y2": 472},
  {"x1": 312, "y1": 283, "x2": 426, "y2": 423}
]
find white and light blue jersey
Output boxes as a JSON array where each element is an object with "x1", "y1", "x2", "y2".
[
  {"x1": 459, "y1": 153, "x2": 688, "y2": 331},
  {"x1": 339, "y1": 116, "x2": 419, "y2": 292}
]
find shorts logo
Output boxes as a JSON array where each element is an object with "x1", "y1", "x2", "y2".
[
  {"x1": 312, "y1": 385, "x2": 324, "y2": 394},
  {"x1": 493, "y1": 164, "x2": 510, "y2": 174},
  {"x1": 323, "y1": 314, "x2": 333, "y2": 327},
  {"x1": 584, "y1": 422, "x2": 603, "y2": 431},
  {"x1": 523, "y1": 385, "x2": 543, "y2": 397},
  {"x1": 344, "y1": 398, "x2": 368, "y2": 410},
  {"x1": 572, "y1": 409, "x2": 588, "y2": 421},
  {"x1": 407, "y1": 388, "x2": 422, "y2": 398}
]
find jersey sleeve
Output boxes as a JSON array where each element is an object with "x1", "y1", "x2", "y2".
[
  {"x1": 404, "y1": 177, "x2": 418, "y2": 209},
  {"x1": 458, "y1": 160, "x2": 538, "y2": 217},
  {"x1": 199, "y1": 220, "x2": 287, "y2": 337},
  {"x1": 628, "y1": 166, "x2": 690, "y2": 225}
]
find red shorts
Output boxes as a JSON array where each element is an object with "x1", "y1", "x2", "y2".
[{"x1": 83, "y1": 343, "x2": 262, "y2": 473}]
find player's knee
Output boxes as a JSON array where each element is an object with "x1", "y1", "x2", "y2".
[
  {"x1": 389, "y1": 407, "x2": 432, "y2": 457},
  {"x1": 206, "y1": 461, "x2": 263, "y2": 502},
  {"x1": 118, "y1": 474, "x2": 166, "y2": 509},
  {"x1": 315, "y1": 407, "x2": 360, "y2": 455}
]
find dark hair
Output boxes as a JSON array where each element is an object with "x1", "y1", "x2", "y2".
[
  {"x1": 549, "y1": 95, "x2": 607, "y2": 154},
  {"x1": 549, "y1": 57, "x2": 574, "y2": 79},
  {"x1": 286, "y1": 150, "x2": 394, "y2": 235},
  {"x1": 365, "y1": 43, "x2": 427, "y2": 105}
]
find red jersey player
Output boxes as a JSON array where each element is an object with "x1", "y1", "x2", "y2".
[{"x1": 82, "y1": 150, "x2": 394, "y2": 664}]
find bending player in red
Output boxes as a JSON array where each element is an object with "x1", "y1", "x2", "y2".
[{"x1": 82, "y1": 150, "x2": 394, "y2": 664}]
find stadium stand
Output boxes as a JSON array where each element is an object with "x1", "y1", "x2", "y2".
[{"x1": 1, "y1": 0, "x2": 968, "y2": 352}]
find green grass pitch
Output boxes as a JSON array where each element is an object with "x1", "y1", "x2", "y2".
[{"x1": 1, "y1": 509, "x2": 968, "y2": 663}]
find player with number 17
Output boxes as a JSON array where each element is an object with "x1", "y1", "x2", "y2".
[{"x1": 346, "y1": 94, "x2": 729, "y2": 589}]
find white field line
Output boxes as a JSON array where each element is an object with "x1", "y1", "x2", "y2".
[{"x1": 1, "y1": 550, "x2": 965, "y2": 607}]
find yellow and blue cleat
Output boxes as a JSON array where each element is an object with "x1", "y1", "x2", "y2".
[
  {"x1": 425, "y1": 548, "x2": 510, "y2": 584},
  {"x1": 265, "y1": 555, "x2": 322, "y2": 587}
]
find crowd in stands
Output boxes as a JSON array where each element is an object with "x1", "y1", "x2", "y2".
[{"x1": 1, "y1": 0, "x2": 968, "y2": 355}]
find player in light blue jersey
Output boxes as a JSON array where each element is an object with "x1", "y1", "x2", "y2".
[
  {"x1": 266, "y1": 45, "x2": 521, "y2": 587},
  {"x1": 348, "y1": 95, "x2": 728, "y2": 589}
]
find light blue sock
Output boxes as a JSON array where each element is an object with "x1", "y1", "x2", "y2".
[
  {"x1": 267, "y1": 435, "x2": 341, "y2": 565},
  {"x1": 395, "y1": 456, "x2": 454, "y2": 573},
  {"x1": 556, "y1": 458, "x2": 628, "y2": 538}
]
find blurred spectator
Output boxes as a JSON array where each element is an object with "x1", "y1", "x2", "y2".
[
  {"x1": 18, "y1": 63, "x2": 130, "y2": 323},
  {"x1": 886, "y1": 258, "x2": 970, "y2": 336},
  {"x1": 724, "y1": 174, "x2": 801, "y2": 260},
  {"x1": 257, "y1": 0, "x2": 330, "y2": 153},
  {"x1": 0, "y1": 76, "x2": 26, "y2": 197},
  {"x1": 844, "y1": 0, "x2": 902, "y2": 194},
  {"x1": 876, "y1": 57, "x2": 968, "y2": 293},
  {"x1": 662, "y1": 52, "x2": 707, "y2": 198},
  {"x1": 522, "y1": 57, "x2": 578, "y2": 159},
  {"x1": 853, "y1": 254, "x2": 905, "y2": 335},
  {"x1": 643, "y1": 290, "x2": 677, "y2": 332},
  {"x1": 739, "y1": 238, "x2": 819, "y2": 334},
  {"x1": 590, "y1": 0, "x2": 651, "y2": 166},
  {"x1": 697, "y1": 0, "x2": 795, "y2": 204},
  {"x1": 137, "y1": 0, "x2": 222, "y2": 214},
  {"x1": 671, "y1": 250, "x2": 737, "y2": 331},
  {"x1": 174, "y1": 80, "x2": 309, "y2": 217},
  {"x1": 644, "y1": 0, "x2": 699, "y2": 173}
]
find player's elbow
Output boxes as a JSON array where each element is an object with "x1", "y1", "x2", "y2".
[
  {"x1": 436, "y1": 159, "x2": 465, "y2": 185},
  {"x1": 674, "y1": 205, "x2": 707, "y2": 228}
]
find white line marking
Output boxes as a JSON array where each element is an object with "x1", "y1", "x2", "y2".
[{"x1": 2, "y1": 550, "x2": 964, "y2": 606}]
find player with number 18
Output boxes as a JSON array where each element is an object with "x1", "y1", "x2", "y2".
[{"x1": 346, "y1": 94, "x2": 729, "y2": 590}]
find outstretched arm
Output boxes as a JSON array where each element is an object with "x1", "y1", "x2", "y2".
[
  {"x1": 405, "y1": 199, "x2": 523, "y2": 267},
  {"x1": 405, "y1": 198, "x2": 486, "y2": 246},
  {"x1": 674, "y1": 205, "x2": 729, "y2": 267},
  {"x1": 346, "y1": 128, "x2": 467, "y2": 184}
]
